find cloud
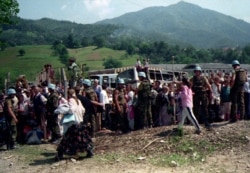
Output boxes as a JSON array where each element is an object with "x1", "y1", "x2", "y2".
[
  {"x1": 84, "y1": 0, "x2": 111, "y2": 9},
  {"x1": 61, "y1": 4, "x2": 67, "y2": 10},
  {"x1": 83, "y1": 0, "x2": 112, "y2": 19}
]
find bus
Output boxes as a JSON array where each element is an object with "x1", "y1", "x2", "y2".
[
  {"x1": 116, "y1": 66, "x2": 187, "y2": 88},
  {"x1": 89, "y1": 74, "x2": 117, "y2": 88}
]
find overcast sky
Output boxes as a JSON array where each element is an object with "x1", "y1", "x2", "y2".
[{"x1": 17, "y1": 0, "x2": 250, "y2": 24}]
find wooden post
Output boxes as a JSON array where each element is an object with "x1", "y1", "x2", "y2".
[
  {"x1": 4, "y1": 79, "x2": 7, "y2": 95},
  {"x1": 61, "y1": 68, "x2": 68, "y2": 99},
  {"x1": 7, "y1": 72, "x2": 10, "y2": 89},
  {"x1": 82, "y1": 64, "x2": 86, "y2": 78},
  {"x1": 58, "y1": 68, "x2": 62, "y2": 88},
  {"x1": 172, "y1": 56, "x2": 175, "y2": 81}
]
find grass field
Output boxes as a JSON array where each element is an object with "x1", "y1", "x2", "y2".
[
  {"x1": 68, "y1": 46, "x2": 138, "y2": 69},
  {"x1": 0, "y1": 45, "x2": 138, "y2": 88}
]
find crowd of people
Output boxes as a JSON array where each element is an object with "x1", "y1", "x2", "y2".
[{"x1": 0, "y1": 59, "x2": 249, "y2": 161}]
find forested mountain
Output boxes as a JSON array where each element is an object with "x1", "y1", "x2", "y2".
[
  {"x1": 1, "y1": 1, "x2": 250, "y2": 48},
  {"x1": 97, "y1": 1, "x2": 250, "y2": 48},
  {"x1": 0, "y1": 17, "x2": 119, "y2": 46}
]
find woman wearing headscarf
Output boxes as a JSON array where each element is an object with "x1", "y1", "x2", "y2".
[{"x1": 55, "y1": 88, "x2": 94, "y2": 161}]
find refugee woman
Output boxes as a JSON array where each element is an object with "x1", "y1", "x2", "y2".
[{"x1": 55, "y1": 89, "x2": 93, "y2": 161}]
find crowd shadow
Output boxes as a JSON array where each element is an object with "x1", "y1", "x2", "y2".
[
  {"x1": 29, "y1": 151, "x2": 91, "y2": 166},
  {"x1": 211, "y1": 121, "x2": 231, "y2": 128},
  {"x1": 155, "y1": 129, "x2": 176, "y2": 137},
  {"x1": 29, "y1": 152, "x2": 56, "y2": 166}
]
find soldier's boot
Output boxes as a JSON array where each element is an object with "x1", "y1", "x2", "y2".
[{"x1": 86, "y1": 149, "x2": 94, "y2": 158}]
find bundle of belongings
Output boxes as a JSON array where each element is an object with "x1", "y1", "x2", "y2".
[
  {"x1": 24, "y1": 120, "x2": 43, "y2": 145},
  {"x1": 54, "y1": 103, "x2": 76, "y2": 134}
]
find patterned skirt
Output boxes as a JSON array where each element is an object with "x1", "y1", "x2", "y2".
[{"x1": 57, "y1": 122, "x2": 93, "y2": 154}]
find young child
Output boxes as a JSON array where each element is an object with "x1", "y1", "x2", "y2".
[
  {"x1": 220, "y1": 78, "x2": 231, "y2": 121},
  {"x1": 177, "y1": 77, "x2": 201, "y2": 136}
]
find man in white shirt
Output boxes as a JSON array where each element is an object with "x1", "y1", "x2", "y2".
[
  {"x1": 243, "y1": 74, "x2": 250, "y2": 120},
  {"x1": 99, "y1": 84, "x2": 111, "y2": 129}
]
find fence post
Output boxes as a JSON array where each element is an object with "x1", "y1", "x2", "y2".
[
  {"x1": 4, "y1": 79, "x2": 7, "y2": 95},
  {"x1": 61, "y1": 68, "x2": 68, "y2": 99},
  {"x1": 7, "y1": 72, "x2": 11, "y2": 89},
  {"x1": 58, "y1": 67, "x2": 62, "y2": 88}
]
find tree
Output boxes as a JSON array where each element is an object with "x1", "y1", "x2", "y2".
[
  {"x1": 81, "y1": 37, "x2": 89, "y2": 47},
  {"x1": 51, "y1": 41, "x2": 69, "y2": 65},
  {"x1": 126, "y1": 44, "x2": 135, "y2": 55},
  {"x1": 0, "y1": 41, "x2": 8, "y2": 51},
  {"x1": 65, "y1": 34, "x2": 75, "y2": 48},
  {"x1": 0, "y1": 0, "x2": 19, "y2": 48},
  {"x1": 93, "y1": 36, "x2": 105, "y2": 48},
  {"x1": 103, "y1": 57, "x2": 122, "y2": 69},
  {"x1": 0, "y1": 0, "x2": 19, "y2": 26},
  {"x1": 18, "y1": 48, "x2": 25, "y2": 56},
  {"x1": 243, "y1": 44, "x2": 250, "y2": 56}
]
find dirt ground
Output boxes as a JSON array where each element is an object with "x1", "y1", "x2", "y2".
[{"x1": 0, "y1": 120, "x2": 250, "y2": 173}]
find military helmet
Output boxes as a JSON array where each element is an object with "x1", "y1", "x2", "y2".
[
  {"x1": 82, "y1": 79, "x2": 91, "y2": 87},
  {"x1": 48, "y1": 83, "x2": 56, "y2": 90},
  {"x1": 138, "y1": 71, "x2": 146, "y2": 78},
  {"x1": 232, "y1": 60, "x2": 240, "y2": 66},
  {"x1": 7, "y1": 88, "x2": 16, "y2": 95},
  {"x1": 117, "y1": 78, "x2": 125, "y2": 84},
  {"x1": 194, "y1": 66, "x2": 202, "y2": 72}
]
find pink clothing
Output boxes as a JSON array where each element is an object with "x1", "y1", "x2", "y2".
[{"x1": 180, "y1": 85, "x2": 193, "y2": 108}]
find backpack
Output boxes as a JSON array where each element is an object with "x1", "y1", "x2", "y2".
[{"x1": 25, "y1": 128, "x2": 43, "y2": 145}]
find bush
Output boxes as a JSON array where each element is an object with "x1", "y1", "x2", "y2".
[
  {"x1": 103, "y1": 57, "x2": 122, "y2": 69},
  {"x1": 18, "y1": 49, "x2": 25, "y2": 56}
]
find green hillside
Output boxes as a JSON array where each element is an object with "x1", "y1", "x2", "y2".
[
  {"x1": 0, "y1": 45, "x2": 63, "y2": 84},
  {"x1": 68, "y1": 46, "x2": 136, "y2": 69},
  {"x1": 0, "y1": 45, "x2": 137, "y2": 88}
]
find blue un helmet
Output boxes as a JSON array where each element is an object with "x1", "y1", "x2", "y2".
[
  {"x1": 194, "y1": 66, "x2": 202, "y2": 73},
  {"x1": 232, "y1": 60, "x2": 240, "y2": 66},
  {"x1": 138, "y1": 71, "x2": 146, "y2": 78},
  {"x1": 82, "y1": 79, "x2": 91, "y2": 87},
  {"x1": 117, "y1": 78, "x2": 125, "y2": 84},
  {"x1": 7, "y1": 88, "x2": 16, "y2": 95},
  {"x1": 48, "y1": 83, "x2": 56, "y2": 90}
]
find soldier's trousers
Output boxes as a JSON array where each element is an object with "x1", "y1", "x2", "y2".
[
  {"x1": 84, "y1": 113, "x2": 95, "y2": 138},
  {"x1": 47, "y1": 114, "x2": 61, "y2": 140},
  {"x1": 230, "y1": 86, "x2": 245, "y2": 120},
  {"x1": 114, "y1": 105, "x2": 128, "y2": 133},
  {"x1": 135, "y1": 102, "x2": 152, "y2": 130},
  {"x1": 193, "y1": 92, "x2": 211, "y2": 127},
  {"x1": 6, "y1": 118, "x2": 17, "y2": 148}
]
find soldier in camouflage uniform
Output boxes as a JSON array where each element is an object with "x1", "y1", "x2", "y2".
[
  {"x1": 230, "y1": 60, "x2": 246, "y2": 122},
  {"x1": 135, "y1": 71, "x2": 153, "y2": 130},
  {"x1": 190, "y1": 66, "x2": 213, "y2": 130},
  {"x1": 46, "y1": 83, "x2": 61, "y2": 143},
  {"x1": 3, "y1": 88, "x2": 18, "y2": 149},
  {"x1": 68, "y1": 57, "x2": 82, "y2": 88},
  {"x1": 113, "y1": 78, "x2": 128, "y2": 133},
  {"x1": 82, "y1": 79, "x2": 102, "y2": 137}
]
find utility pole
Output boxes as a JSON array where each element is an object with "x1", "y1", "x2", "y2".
[{"x1": 172, "y1": 56, "x2": 175, "y2": 81}]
